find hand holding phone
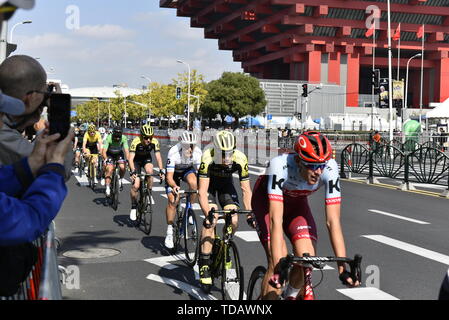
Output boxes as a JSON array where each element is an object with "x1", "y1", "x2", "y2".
[{"x1": 48, "y1": 93, "x2": 71, "y2": 141}]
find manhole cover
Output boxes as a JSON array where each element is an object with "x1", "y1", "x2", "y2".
[{"x1": 62, "y1": 248, "x2": 121, "y2": 259}]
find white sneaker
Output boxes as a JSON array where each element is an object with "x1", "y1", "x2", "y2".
[
  {"x1": 130, "y1": 208, "x2": 137, "y2": 221},
  {"x1": 165, "y1": 225, "x2": 174, "y2": 249},
  {"x1": 164, "y1": 233, "x2": 174, "y2": 249},
  {"x1": 105, "y1": 186, "x2": 111, "y2": 197}
]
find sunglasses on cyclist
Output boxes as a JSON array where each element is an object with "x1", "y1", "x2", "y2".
[
  {"x1": 301, "y1": 161, "x2": 326, "y2": 171},
  {"x1": 142, "y1": 135, "x2": 152, "y2": 140}
]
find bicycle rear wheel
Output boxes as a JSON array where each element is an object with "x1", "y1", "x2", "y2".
[
  {"x1": 247, "y1": 266, "x2": 266, "y2": 300},
  {"x1": 141, "y1": 191, "x2": 152, "y2": 235},
  {"x1": 183, "y1": 208, "x2": 199, "y2": 267},
  {"x1": 220, "y1": 240, "x2": 244, "y2": 300}
]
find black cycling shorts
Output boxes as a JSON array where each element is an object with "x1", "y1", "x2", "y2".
[{"x1": 207, "y1": 178, "x2": 239, "y2": 208}]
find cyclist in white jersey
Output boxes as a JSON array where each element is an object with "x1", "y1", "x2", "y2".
[
  {"x1": 163, "y1": 131, "x2": 202, "y2": 249},
  {"x1": 252, "y1": 131, "x2": 359, "y2": 300}
]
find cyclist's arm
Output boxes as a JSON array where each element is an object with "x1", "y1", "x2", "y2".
[
  {"x1": 122, "y1": 136, "x2": 130, "y2": 161},
  {"x1": 101, "y1": 135, "x2": 110, "y2": 159},
  {"x1": 97, "y1": 136, "x2": 103, "y2": 152},
  {"x1": 269, "y1": 199, "x2": 288, "y2": 274},
  {"x1": 82, "y1": 136, "x2": 88, "y2": 154},
  {"x1": 128, "y1": 152, "x2": 136, "y2": 173},
  {"x1": 155, "y1": 151, "x2": 164, "y2": 171},
  {"x1": 73, "y1": 137, "x2": 78, "y2": 151},
  {"x1": 240, "y1": 179, "x2": 252, "y2": 211},
  {"x1": 166, "y1": 171, "x2": 177, "y2": 189},
  {"x1": 325, "y1": 204, "x2": 348, "y2": 275},
  {"x1": 198, "y1": 177, "x2": 210, "y2": 216}
]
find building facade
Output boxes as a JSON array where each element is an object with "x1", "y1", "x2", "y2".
[{"x1": 160, "y1": 0, "x2": 449, "y2": 109}]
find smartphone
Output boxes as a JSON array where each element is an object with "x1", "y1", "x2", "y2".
[{"x1": 48, "y1": 93, "x2": 71, "y2": 141}]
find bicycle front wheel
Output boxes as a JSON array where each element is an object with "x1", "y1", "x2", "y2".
[
  {"x1": 112, "y1": 172, "x2": 119, "y2": 211},
  {"x1": 141, "y1": 192, "x2": 152, "y2": 235},
  {"x1": 183, "y1": 208, "x2": 199, "y2": 267},
  {"x1": 247, "y1": 266, "x2": 266, "y2": 300},
  {"x1": 220, "y1": 240, "x2": 244, "y2": 300}
]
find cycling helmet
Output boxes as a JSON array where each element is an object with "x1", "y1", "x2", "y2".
[
  {"x1": 141, "y1": 124, "x2": 154, "y2": 137},
  {"x1": 181, "y1": 131, "x2": 197, "y2": 145},
  {"x1": 213, "y1": 130, "x2": 235, "y2": 151},
  {"x1": 88, "y1": 124, "x2": 96, "y2": 133},
  {"x1": 99, "y1": 127, "x2": 106, "y2": 135},
  {"x1": 294, "y1": 131, "x2": 332, "y2": 163}
]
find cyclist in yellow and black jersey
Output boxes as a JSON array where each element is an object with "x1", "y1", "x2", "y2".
[
  {"x1": 197, "y1": 130, "x2": 252, "y2": 290},
  {"x1": 128, "y1": 124, "x2": 165, "y2": 221}
]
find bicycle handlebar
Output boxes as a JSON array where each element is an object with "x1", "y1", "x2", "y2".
[
  {"x1": 207, "y1": 208, "x2": 253, "y2": 225},
  {"x1": 278, "y1": 253, "x2": 362, "y2": 287}
]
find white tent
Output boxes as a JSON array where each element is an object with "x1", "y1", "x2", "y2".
[
  {"x1": 303, "y1": 116, "x2": 319, "y2": 130},
  {"x1": 426, "y1": 98, "x2": 449, "y2": 118},
  {"x1": 287, "y1": 117, "x2": 302, "y2": 129}
]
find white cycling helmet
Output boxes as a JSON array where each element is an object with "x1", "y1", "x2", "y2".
[
  {"x1": 181, "y1": 131, "x2": 197, "y2": 145},
  {"x1": 99, "y1": 127, "x2": 106, "y2": 134}
]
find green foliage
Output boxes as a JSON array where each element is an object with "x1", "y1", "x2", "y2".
[{"x1": 202, "y1": 72, "x2": 266, "y2": 122}]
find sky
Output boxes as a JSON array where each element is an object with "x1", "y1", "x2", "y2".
[{"x1": 9, "y1": 0, "x2": 243, "y2": 89}]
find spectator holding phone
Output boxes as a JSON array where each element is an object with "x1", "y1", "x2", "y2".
[
  {"x1": 0, "y1": 55, "x2": 73, "y2": 180},
  {"x1": 0, "y1": 91, "x2": 75, "y2": 245}
]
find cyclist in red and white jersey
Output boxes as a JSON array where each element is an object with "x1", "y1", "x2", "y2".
[{"x1": 252, "y1": 131, "x2": 359, "y2": 300}]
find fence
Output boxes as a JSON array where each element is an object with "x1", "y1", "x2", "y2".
[
  {"x1": 0, "y1": 223, "x2": 62, "y2": 300},
  {"x1": 340, "y1": 143, "x2": 449, "y2": 197}
]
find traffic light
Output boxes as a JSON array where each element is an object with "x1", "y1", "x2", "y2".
[
  {"x1": 302, "y1": 84, "x2": 308, "y2": 97},
  {"x1": 394, "y1": 99, "x2": 402, "y2": 117},
  {"x1": 176, "y1": 87, "x2": 181, "y2": 100}
]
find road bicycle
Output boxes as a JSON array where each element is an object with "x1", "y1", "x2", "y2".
[
  {"x1": 203, "y1": 208, "x2": 252, "y2": 300},
  {"x1": 87, "y1": 154, "x2": 99, "y2": 190},
  {"x1": 134, "y1": 173, "x2": 160, "y2": 235},
  {"x1": 246, "y1": 253, "x2": 362, "y2": 300},
  {"x1": 169, "y1": 190, "x2": 199, "y2": 267},
  {"x1": 108, "y1": 159, "x2": 124, "y2": 211}
]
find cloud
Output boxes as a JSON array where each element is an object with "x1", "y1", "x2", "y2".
[
  {"x1": 19, "y1": 33, "x2": 76, "y2": 51},
  {"x1": 73, "y1": 24, "x2": 135, "y2": 40}
]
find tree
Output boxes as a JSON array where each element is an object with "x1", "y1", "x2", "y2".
[{"x1": 202, "y1": 72, "x2": 266, "y2": 124}]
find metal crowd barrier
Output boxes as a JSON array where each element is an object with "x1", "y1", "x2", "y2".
[
  {"x1": 340, "y1": 143, "x2": 449, "y2": 197},
  {"x1": 0, "y1": 222, "x2": 62, "y2": 300}
]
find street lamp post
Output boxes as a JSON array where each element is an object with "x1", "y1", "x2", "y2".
[
  {"x1": 9, "y1": 20, "x2": 32, "y2": 43},
  {"x1": 405, "y1": 53, "x2": 422, "y2": 112},
  {"x1": 176, "y1": 60, "x2": 191, "y2": 130},
  {"x1": 141, "y1": 75, "x2": 152, "y2": 121}
]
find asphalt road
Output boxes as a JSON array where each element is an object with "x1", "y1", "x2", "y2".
[{"x1": 55, "y1": 142, "x2": 449, "y2": 300}]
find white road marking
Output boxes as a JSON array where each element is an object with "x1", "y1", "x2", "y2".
[
  {"x1": 235, "y1": 231, "x2": 260, "y2": 242},
  {"x1": 368, "y1": 209, "x2": 430, "y2": 225},
  {"x1": 363, "y1": 235, "x2": 449, "y2": 265},
  {"x1": 151, "y1": 186, "x2": 166, "y2": 192},
  {"x1": 337, "y1": 287, "x2": 399, "y2": 300},
  {"x1": 146, "y1": 274, "x2": 216, "y2": 300}
]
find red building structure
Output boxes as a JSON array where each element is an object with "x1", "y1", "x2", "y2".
[{"x1": 160, "y1": 0, "x2": 449, "y2": 108}]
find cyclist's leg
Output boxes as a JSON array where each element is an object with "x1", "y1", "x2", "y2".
[
  {"x1": 143, "y1": 161, "x2": 154, "y2": 189},
  {"x1": 104, "y1": 156, "x2": 114, "y2": 195},
  {"x1": 183, "y1": 170, "x2": 198, "y2": 204},
  {"x1": 217, "y1": 183, "x2": 240, "y2": 234},
  {"x1": 130, "y1": 162, "x2": 141, "y2": 209},
  {"x1": 252, "y1": 175, "x2": 287, "y2": 300},
  {"x1": 199, "y1": 189, "x2": 218, "y2": 287},
  {"x1": 74, "y1": 150, "x2": 81, "y2": 167}
]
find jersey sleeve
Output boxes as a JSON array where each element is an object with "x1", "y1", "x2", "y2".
[
  {"x1": 121, "y1": 135, "x2": 129, "y2": 150},
  {"x1": 266, "y1": 156, "x2": 286, "y2": 202},
  {"x1": 102, "y1": 134, "x2": 111, "y2": 150},
  {"x1": 129, "y1": 137, "x2": 139, "y2": 153},
  {"x1": 233, "y1": 150, "x2": 249, "y2": 182},
  {"x1": 166, "y1": 146, "x2": 178, "y2": 173},
  {"x1": 193, "y1": 147, "x2": 203, "y2": 171},
  {"x1": 198, "y1": 149, "x2": 213, "y2": 179},
  {"x1": 322, "y1": 159, "x2": 341, "y2": 205},
  {"x1": 82, "y1": 132, "x2": 88, "y2": 144},
  {"x1": 151, "y1": 138, "x2": 161, "y2": 152}
]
